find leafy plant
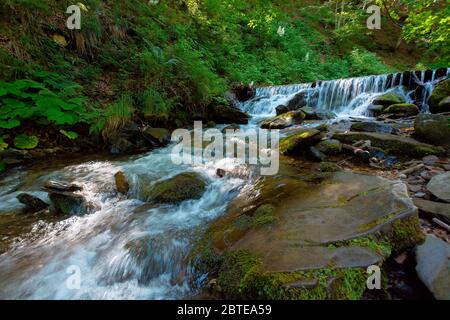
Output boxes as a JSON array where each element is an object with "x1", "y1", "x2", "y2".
[
  {"x1": 60, "y1": 130, "x2": 79, "y2": 140},
  {"x1": 14, "y1": 134, "x2": 39, "y2": 149}
]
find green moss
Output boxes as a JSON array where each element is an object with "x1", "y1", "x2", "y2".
[
  {"x1": 383, "y1": 103, "x2": 419, "y2": 116},
  {"x1": 391, "y1": 215, "x2": 425, "y2": 252},
  {"x1": 428, "y1": 79, "x2": 450, "y2": 113},
  {"x1": 280, "y1": 129, "x2": 322, "y2": 155},
  {"x1": 373, "y1": 92, "x2": 405, "y2": 107},
  {"x1": 253, "y1": 204, "x2": 276, "y2": 226},
  {"x1": 319, "y1": 162, "x2": 342, "y2": 173},
  {"x1": 328, "y1": 235, "x2": 392, "y2": 257}
]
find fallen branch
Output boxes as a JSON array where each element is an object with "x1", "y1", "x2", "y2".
[
  {"x1": 400, "y1": 163, "x2": 425, "y2": 175},
  {"x1": 342, "y1": 143, "x2": 370, "y2": 161},
  {"x1": 432, "y1": 218, "x2": 450, "y2": 233}
]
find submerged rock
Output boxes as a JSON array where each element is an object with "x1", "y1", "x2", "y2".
[
  {"x1": 372, "y1": 92, "x2": 405, "y2": 107},
  {"x1": 261, "y1": 110, "x2": 305, "y2": 129},
  {"x1": 428, "y1": 79, "x2": 450, "y2": 113},
  {"x1": 209, "y1": 105, "x2": 250, "y2": 124},
  {"x1": 16, "y1": 193, "x2": 49, "y2": 213},
  {"x1": 333, "y1": 132, "x2": 445, "y2": 158},
  {"x1": 415, "y1": 235, "x2": 450, "y2": 300},
  {"x1": 44, "y1": 181, "x2": 82, "y2": 192},
  {"x1": 426, "y1": 172, "x2": 450, "y2": 202},
  {"x1": 48, "y1": 191, "x2": 87, "y2": 215},
  {"x1": 145, "y1": 172, "x2": 206, "y2": 204},
  {"x1": 279, "y1": 129, "x2": 323, "y2": 155},
  {"x1": 414, "y1": 114, "x2": 450, "y2": 146},
  {"x1": 115, "y1": 171, "x2": 130, "y2": 194}
]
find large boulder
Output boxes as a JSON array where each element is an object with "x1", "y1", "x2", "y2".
[
  {"x1": 275, "y1": 105, "x2": 289, "y2": 116},
  {"x1": 438, "y1": 97, "x2": 450, "y2": 112},
  {"x1": 415, "y1": 235, "x2": 450, "y2": 300},
  {"x1": 333, "y1": 132, "x2": 445, "y2": 158},
  {"x1": 145, "y1": 172, "x2": 206, "y2": 204},
  {"x1": 16, "y1": 193, "x2": 49, "y2": 213},
  {"x1": 48, "y1": 192, "x2": 87, "y2": 215},
  {"x1": 382, "y1": 103, "x2": 419, "y2": 117},
  {"x1": 372, "y1": 92, "x2": 405, "y2": 107},
  {"x1": 280, "y1": 129, "x2": 323, "y2": 155},
  {"x1": 260, "y1": 111, "x2": 305, "y2": 129},
  {"x1": 428, "y1": 79, "x2": 450, "y2": 113},
  {"x1": 209, "y1": 105, "x2": 250, "y2": 124},
  {"x1": 142, "y1": 113, "x2": 169, "y2": 127},
  {"x1": 426, "y1": 172, "x2": 450, "y2": 202},
  {"x1": 414, "y1": 114, "x2": 450, "y2": 146}
]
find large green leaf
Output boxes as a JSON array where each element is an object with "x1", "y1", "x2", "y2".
[
  {"x1": 14, "y1": 134, "x2": 39, "y2": 149},
  {"x1": 0, "y1": 119, "x2": 21, "y2": 129},
  {"x1": 60, "y1": 130, "x2": 79, "y2": 140}
]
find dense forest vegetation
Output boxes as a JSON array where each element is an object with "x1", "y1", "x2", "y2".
[{"x1": 0, "y1": 0, "x2": 448, "y2": 172}]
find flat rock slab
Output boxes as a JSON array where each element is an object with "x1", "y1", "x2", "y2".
[
  {"x1": 413, "y1": 199, "x2": 450, "y2": 221},
  {"x1": 426, "y1": 172, "x2": 450, "y2": 202},
  {"x1": 415, "y1": 235, "x2": 450, "y2": 300},
  {"x1": 232, "y1": 171, "x2": 417, "y2": 272},
  {"x1": 333, "y1": 132, "x2": 444, "y2": 158}
]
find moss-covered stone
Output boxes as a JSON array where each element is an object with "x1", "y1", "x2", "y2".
[
  {"x1": 253, "y1": 204, "x2": 276, "y2": 226},
  {"x1": 382, "y1": 103, "x2": 419, "y2": 116},
  {"x1": 372, "y1": 92, "x2": 405, "y2": 107},
  {"x1": 280, "y1": 129, "x2": 323, "y2": 155},
  {"x1": 315, "y1": 139, "x2": 342, "y2": 155},
  {"x1": 390, "y1": 215, "x2": 425, "y2": 252},
  {"x1": 414, "y1": 113, "x2": 450, "y2": 146},
  {"x1": 333, "y1": 132, "x2": 445, "y2": 157},
  {"x1": 428, "y1": 79, "x2": 450, "y2": 113},
  {"x1": 261, "y1": 110, "x2": 305, "y2": 129},
  {"x1": 319, "y1": 162, "x2": 342, "y2": 172},
  {"x1": 145, "y1": 172, "x2": 206, "y2": 204}
]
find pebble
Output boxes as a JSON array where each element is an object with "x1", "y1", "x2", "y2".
[
  {"x1": 414, "y1": 192, "x2": 426, "y2": 198},
  {"x1": 408, "y1": 184, "x2": 422, "y2": 193}
]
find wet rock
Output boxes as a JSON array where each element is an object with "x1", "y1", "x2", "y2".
[
  {"x1": 413, "y1": 199, "x2": 450, "y2": 222},
  {"x1": 275, "y1": 105, "x2": 289, "y2": 116},
  {"x1": 209, "y1": 105, "x2": 250, "y2": 124},
  {"x1": 231, "y1": 83, "x2": 256, "y2": 102},
  {"x1": 414, "y1": 114, "x2": 450, "y2": 146},
  {"x1": 145, "y1": 172, "x2": 206, "y2": 204},
  {"x1": 372, "y1": 92, "x2": 405, "y2": 107},
  {"x1": 333, "y1": 132, "x2": 445, "y2": 158},
  {"x1": 438, "y1": 96, "x2": 450, "y2": 112},
  {"x1": 48, "y1": 191, "x2": 87, "y2": 215},
  {"x1": 109, "y1": 136, "x2": 136, "y2": 154},
  {"x1": 426, "y1": 172, "x2": 450, "y2": 202},
  {"x1": 142, "y1": 127, "x2": 170, "y2": 146},
  {"x1": 428, "y1": 79, "x2": 450, "y2": 113},
  {"x1": 115, "y1": 171, "x2": 130, "y2": 194},
  {"x1": 350, "y1": 121, "x2": 396, "y2": 134},
  {"x1": 280, "y1": 129, "x2": 323, "y2": 155},
  {"x1": 422, "y1": 155, "x2": 439, "y2": 166},
  {"x1": 309, "y1": 146, "x2": 326, "y2": 162},
  {"x1": 315, "y1": 139, "x2": 342, "y2": 155},
  {"x1": 415, "y1": 235, "x2": 450, "y2": 300},
  {"x1": 143, "y1": 113, "x2": 169, "y2": 127},
  {"x1": 382, "y1": 103, "x2": 419, "y2": 116},
  {"x1": 216, "y1": 168, "x2": 226, "y2": 178},
  {"x1": 367, "y1": 104, "x2": 384, "y2": 116},
  {"x1": 16, "y1": 193, "x2": 49, "y2": 213},
  {"x1": 261, "y1": 111, "x2": 305, "y2": 129},
  {"x1": 315, "y1": 124, "x2": 328, "y2": 132},
  {"x1": 44, "y1": 181, "x2": 82, "y2": 192},
  {"x1": 286, "y1": 91, "x2": 308, "y2": 110}
]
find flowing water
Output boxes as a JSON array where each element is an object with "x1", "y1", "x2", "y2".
[{"x1": 0, "y1": 69, "x2": 447, "y2": 299}]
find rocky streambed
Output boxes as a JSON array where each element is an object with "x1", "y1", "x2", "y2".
[{"x1": 0, "y1": 72, "x2": 449, "y2": 300}]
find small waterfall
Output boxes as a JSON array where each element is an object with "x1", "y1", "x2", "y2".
[{"x1": 244, "y1": 68, "x2": 449, "y2": 117}]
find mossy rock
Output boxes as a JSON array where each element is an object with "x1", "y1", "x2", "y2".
[
  {"x1": 210, "y1": 105, "x2": 250, "y2": 124},
  {"x1": 145, "y1": 172, "x2": 206, "y2": 204},
  {"x1": 253, "y1": 204, "x2": 276, "y2": 226},
  {"x1": 261, "y1": 110, "x2": 305, "y2": 129},
  {"x1": 142, "y1": 127, "x2": 170, "y2": 146},
  {"x1": 315, "y1": 139, "x2": 342, "y2": 155},
  {"x1": 333, "y1": 132, "x2": 444, "y2": 158},
  {"x1": 280, "y1": 129, "x2": 323, "y2": 155},
  {"x1": 428, "y1": 79, "x2": 450, "y2": 113},
  {"x1": 319, "y1": 162, "x2": 342, "y2": 172},
  {"x1": 350, "y1": 121, "x2": 395, "y2": 134},
  {"x1": 437, "y1": 96, "x2": 450, "y2": 112},
  {"x1": 372, "y1": 92, "x2": 405, "y2": 107},
  {"x1": 382, "y1": 103, "x2": 419, "y2": 116},
  {"x1": 275, "y1": 105, "x2": 289, "y2": 116},
  {"x1": 414, "y1": 114, "x2": 450, "y2": 146}
]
